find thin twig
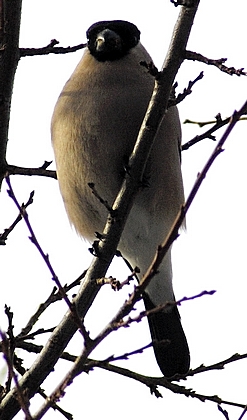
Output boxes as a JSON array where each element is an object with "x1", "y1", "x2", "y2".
[
  {"x1": 78, "y1": 359, "x2": 247, "y2": 409},
  {"x1": 19, "y1": 40, "x2": 86, "y2": 57},
  {"x1": 17, "y1": 327, "x2": 55, "y2": 341},
  {"x1": 182, "y1": 114, "x2": 226, "y2": 149},
  {"x1": 88, "y1": 182, "x2": 114, "y2": 214},
  {"x1": 186, "y1": 353, "x2": 247, "y2": 377},
  {"x1": 12, "y1": 338, "x2": 247, "y2": 384},
  {"x1": 185, "y1": 50, "x2": 246, "y2": 76},
  {"x1": 239, "y1": 406, "x2": 247, "y2": 420},
  {"x1": 8, "y1": 335, "x2": 247, "y2": 416},
  {"x1": 218, "y1": 405, "x2": 230, "y2": 420},
  {"x1": 6, "y1": 162, "x2": 56, "y2": 179},
  {"x1": 9, "y1": 334, "x2": 247, "y2": 412},
  {"x1": 182, "y1": 114, "x2": 232, "y2": 150},
  {"x1": 101, "y1": 343, "x2": 153, "y2": 364},
  {"x1": 112, "y1": 290, "x2": 215, "y2": 330},
  {"x1": 0, "y1": 188, "x2": 34, "y2": 245},
  {"x1": 169, "y1": 71, "x2": 204, "y2": 107},
  {"x1": 4, "y1": 306, "x2": 15, "y2": 393},
  {"x1": 17, "y1": 270, "x2": 86, "y2": 337},
  {"x1": 96, "y1": 271, "x2": 137, "y2": 291},
  {"x1": 0, "y1": 331, "x2": 32, "y2": 419}
]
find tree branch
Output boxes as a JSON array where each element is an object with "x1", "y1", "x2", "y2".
[
  {"x1": 185, "y1": 50, "x2": 246, "y2": 76},
  {"x1": 169, "y1": 71, "x2": 204, "y2": 106},
  {"x1": 88, "y1": 361, "x2": 247, "y2": 409},
  {"x1": 6, "y1": 162, "x2": 57, "y2": 178},
  {"x1": 9, "y1": 335, "x2": 247, "y2": 414},
  {"x1": 19, "y1": 40, "x2": 86, "y2": 57},
  {"x1": 0, "y1": 188, "x2": 34, "y2": 245},
  {"x1": 16, "y1": 270, "x2": 86, "y2": 338},
  {"x1": 0, "y1": 0, "x2": 22, "y2": 185},
  {"x1": 182, "y1": 113, "x2": 246, "y2": 150},
  {"x1": 0, "y1": 331, "x2": 32, "y2": 419}
]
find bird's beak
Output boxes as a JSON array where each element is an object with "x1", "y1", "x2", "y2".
[{"x1": 95, "y1": 29, "x2": 122, "y2": 53}]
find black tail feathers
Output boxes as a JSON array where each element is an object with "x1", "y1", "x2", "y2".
[{"x1": 143, "y1": 293, "x2": 190, "y2": 378}]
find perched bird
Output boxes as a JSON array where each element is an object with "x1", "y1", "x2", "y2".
[{"x1": 51, "y1": 20, "x2": 190, "y2": 377}]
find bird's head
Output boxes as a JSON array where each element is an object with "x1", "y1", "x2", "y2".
[{"x1": 86, "y1": 20, "x2": 140, "y2": 62}]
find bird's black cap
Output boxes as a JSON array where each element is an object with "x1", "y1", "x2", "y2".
[{"x1": 86, "y1": 20, "x2": 140, "y2": 61}]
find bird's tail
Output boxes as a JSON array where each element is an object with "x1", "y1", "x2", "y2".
[{"x1": 143, "y1": 293, "x2": 190, "y2": 378}]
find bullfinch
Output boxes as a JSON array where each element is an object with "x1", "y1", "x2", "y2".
[{"x1": 51, "y1": 20, "x2": 190, "y2": 377}]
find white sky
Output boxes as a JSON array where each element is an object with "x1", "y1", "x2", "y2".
[{"x1": 1, "y1": 0, "x2": 247, "y2": 419}]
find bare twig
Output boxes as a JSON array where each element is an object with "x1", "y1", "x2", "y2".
[
  {"x1": 17, "y1": 270, "x2": 86, "y2": 338},
  {"x1": 3, "y1": 306, "x2": 15, "y2": 393},
  {"x1": 187, "y1": 353, "x2": 247, "y2": 377},
  {"x1": 182, "y1": 114, "x2": 229, "y2": 150},
  {"x1": 184, "y1": 113, "x2": 227, "y2": 128},
  {"x1": 17, "y1": 328, "x2": 55, "y2": 342},
  {"x1": 218, "y1": 405, "x2": 230, "y2": 420},
  {"x1": 96, "y1": 271, "x2": 137, "y2": 291},
  {"x1": 182, "y1": 112, "x2": 247, "y2": 151},
  {"x1": 19, "y1": 40, "x2": 86, "y2": 57},
  {"x1": 0, "y1": 188, "x2": 34, "y2": 245},
  {"x1": 88, "y1": 182, "x2": 114, "y2": 214},
  {"x1": 112, "y1": 290, "x2": 215, "y2": 329},
  {"x1": 9, "y1": 335, "x2": 247, "y2": 417},
  {"x1": 13, "y1": 341, "x2": 77, "y2": 363},
  {"x1": 97, "y1": 362, "x2": 246, "y2": 409},
  {"x1": 62, "y1": 357, "x2": 246, "y2": 410},
  {"x1": 13, "y1": 337, "x2": 247, "y2": 385},
  {"x1": 10, "y1": 335, "x2": 247, "y2": 414},
  {"x1": 169, "y1": 71, "x2": 204, "y2": 107},
  {"x1": 0, "y1": 331, "x2": 32, "y2": 419},
  {"x1": 82, "y1": 357, "x2": 247, "y2": 410},
  {"x1": 95, "y1": 343, "x2": 153, "y2": 365},
  {"x1": 239, "y1": 406, "x2": 247, "y2": 420},
  {"x1": 6, "y1": 162, "x2": 57, "y2": 179},
  {"x1": 185, "y1": 50, "x2": 246, "y2": 76}
]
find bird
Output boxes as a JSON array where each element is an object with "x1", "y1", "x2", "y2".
[{"x1": 51, "y1": 19, "x2": 190, "y2": 377}]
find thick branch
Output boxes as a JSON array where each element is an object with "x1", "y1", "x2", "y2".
[{"x1": 0, "y1": 1, "x2": 22, "y2": 184}]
